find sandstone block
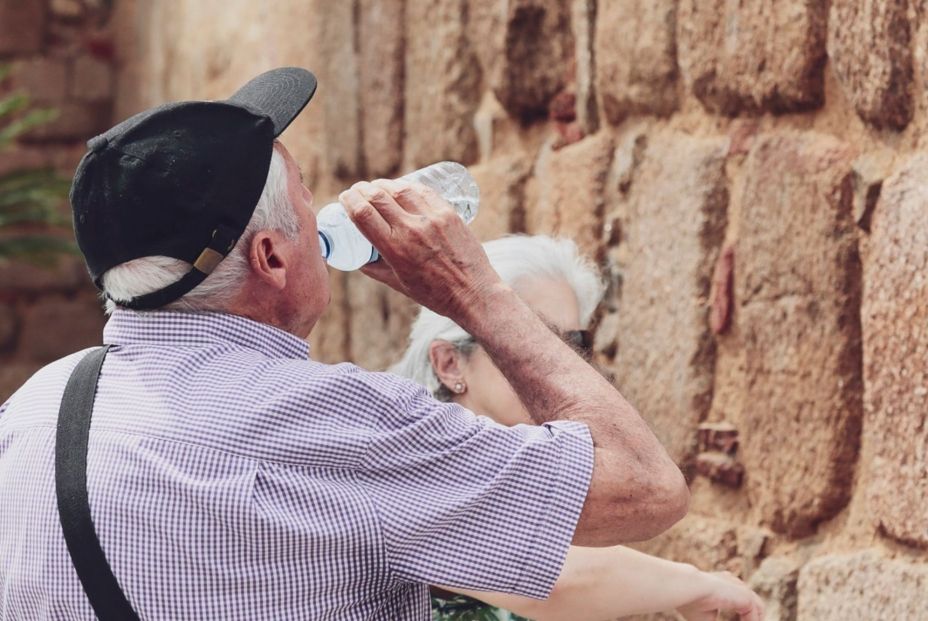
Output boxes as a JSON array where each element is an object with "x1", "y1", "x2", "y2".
[
  {"x1": 467, "y1": 155, "x2": 532, "y2": 241},
  {"x1": 677, "y1": 0, "x2": 827, "y2": 115},
  {"x1": 318, "y1": 1, "x2": 361, "y2": 180},
  {"x1": 735, "y1": 132, "x2": 862, "y2": 537},
  {"x1": 472, "y1": 91, "x2": 551, "y2": 163},
  {"x1": 526, "y1": 132, "x2": 613, "y2": 257},
  {"x1": 863, "y1": 152, "x2": 928, "y2": 547},
  {"x1": 11, "y1": 57, "x2": 69, "y2": 102},
  {"x1": 490, "y1": 0, "x2": 573, "y2": 118},
  {"x1": 798, "y1": 551, "x2": 928, "y2": 620},
  {"x1": 0, "y1": 0, "x2": 47, "y2": 54},
  {"x1": 749, "y1": 556, "x2": 800, "y2": 621},
  {"x1": 850, "y1": 149, "x2": 896, "y2": 232},
  {"x1": 829, "y1": 0, "x2": 913, "y2": 130},
  {"x1": 570, "y1": 0, "x2": 598, "y2": 134},
  {"x1": 50, "y1": 0, "x2": 83, "y2": 19},
  {"x1": 18, "y1": 293, "x2": 105, "y2": 363},
  {"x1": 611, "y1": 131, "x2": 728, "y2": 463},
  {"x1": 594, "y1": 0, "x2": 678, "y2": 124},
  {"x1": 693, "y1": 452, "x2": 743, "y2": 488},
  {"x1": 71, "y1": 54, "x2": 114, "y2": 102},
  {"x1": 405, "y1": 0, "x2": 481, "y2": 168},
  {"x1": 467, "y1": 0, "x2": 506, "y2": 78},
  {"x1": 358, "y1": 0, "x2": 404, "y2": 178},
  {"x1": 635, "y1": 514, "x2": 770, "y2": 577}
]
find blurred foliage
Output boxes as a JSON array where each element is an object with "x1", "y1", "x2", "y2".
[{"x1": 0, "y1": 64, "x2": 76, "y2": 266}]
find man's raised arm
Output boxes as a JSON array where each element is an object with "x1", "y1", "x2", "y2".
[{"x1": 339, "y1": 179, "x2": 689, "y2": 545}]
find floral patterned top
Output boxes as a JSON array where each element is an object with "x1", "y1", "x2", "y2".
[{"x1": 431, "y1": 591, "x2": 531, "y2": 621}]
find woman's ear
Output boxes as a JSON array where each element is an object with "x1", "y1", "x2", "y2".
[
  {"x1": 248, "y1": 230, "x2": 289, "y2": 291},
  {"x1": 428, "y1": 340, "x2": 466, "y2": 391}
]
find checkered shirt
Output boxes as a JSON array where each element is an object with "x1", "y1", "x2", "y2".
[{"x1": 0, "y1": 309, "x2": 594, "y2": 620}]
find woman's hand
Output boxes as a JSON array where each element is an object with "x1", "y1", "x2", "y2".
[
  {"x1": 676, "y1": 570, "x2": 765, "y2": 621},
  {"x1": 436, "y1": 548, "x2": 765, "y2": 621}
]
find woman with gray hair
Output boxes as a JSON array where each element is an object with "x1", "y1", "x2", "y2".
[{"x1": 393, "y1": 235, "x2": 765, "y2": 621}]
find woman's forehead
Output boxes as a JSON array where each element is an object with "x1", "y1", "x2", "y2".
[{"x1": 513, "y1": 276, "x2": 582, "y2": 330}]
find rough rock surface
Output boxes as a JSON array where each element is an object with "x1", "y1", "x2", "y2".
[
  {"x1": 595, "y1": 0, "x2": 678, "y2": 124},
  {"x1": 491, "y1": 0, "x2": 573, "y2": 118},
  {"x1": 571, "y1": 0, "x2": 599, "y2": 134},
  {"x1": 405, "y1": 0, "x2": 482, "y2": 168},
  {"x1": 749, "y1": 557, "x2": 801, "y2": 621},
  {"x1": 677, "y1": 0, "x2": 828, "y2": 115},
  {"x1": 863, "y1": 152, "x2": 928, "y2": 548},
  {"x1": 828, "y1": 0, "x2": 913, "y2": 130},
  {"x1": 0, "y1": 0, "x2": 46, "y2": 54},
  {"x1": 468, "y1": 155, "x2": 532, "y2": 241},
  {"x1": 526, "y1": 132, "x2": 613, "y2": 256},
  {"x1": 612, "y1": 132, "x2": 728, "y2": 463},
  {"x1": 798, "y1": 551, "x2": 928, "y2": 620},
  {"x1": 358, "y1": 0, "x2": 405, "y2": 178},
  {"x1": 318, "y1": 0, "x2": 361, "y2": 180},
  {"x1": 635, "y1": 514, "x2": 770, "y2": 577},
  {"x1": 735, "y1": 132, "x2": 862, "y2": 537}
]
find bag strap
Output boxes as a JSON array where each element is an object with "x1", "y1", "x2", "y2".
[{"x1": 55, "y1": 345, "x2": 141, "y2": 621}]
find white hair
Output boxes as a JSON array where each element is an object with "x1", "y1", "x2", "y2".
[
  {"x1": 390, "y1": 234, "x2": 605, "y2": 397},
  {"x1": 101, "y1": 146, "x2": 300, "y2": 313}
]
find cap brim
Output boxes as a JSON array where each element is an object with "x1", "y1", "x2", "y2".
[{"x1": 226, "y1": 67, "x2": 317, "y2": 137}]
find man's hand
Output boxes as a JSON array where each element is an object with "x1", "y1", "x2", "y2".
[{"x1": 338, "y1": 180, "x2": 503, "y2": 323}]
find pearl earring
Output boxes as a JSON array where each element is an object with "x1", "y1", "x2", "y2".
[{"x1": 453, "y1": 382, "x2": 466, "y2": 394}]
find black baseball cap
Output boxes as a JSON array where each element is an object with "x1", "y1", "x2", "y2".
[{"x1": 69, "y1": 67, "x2": 317, "y2": 310}]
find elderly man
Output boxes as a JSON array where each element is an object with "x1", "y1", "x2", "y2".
[{"x1": 0, "y1": 68, "x2": 687, "y2": 619}]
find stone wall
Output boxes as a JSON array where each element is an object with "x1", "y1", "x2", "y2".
[
  {"x1": 4, "y1": 0, "x2": 928, "y2": 617},
  {"x1": 0, "y1": 0, "x2": 115, "y2": 399}
]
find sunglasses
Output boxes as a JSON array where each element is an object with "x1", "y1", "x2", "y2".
[
  {"x1": 463, "y1": 326, "x2": 593, "y2": 358},
  {"x1": 558, "y1": 329, "x2": 593, "y2": 358}
]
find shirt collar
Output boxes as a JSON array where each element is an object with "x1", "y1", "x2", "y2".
[{"x1": 103, "y1": 309, "x2": 311, "y2": 360}]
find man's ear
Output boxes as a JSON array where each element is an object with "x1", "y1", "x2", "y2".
[
  {"x1": 248, "y1": 230, "x2": 289, "y2": 291},
  {"x1": 428, "y1": 340, "x2": 466, "y2": 391}
]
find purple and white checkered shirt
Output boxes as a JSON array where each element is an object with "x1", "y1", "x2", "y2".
[{"x1": 0, "y1": 309, "x2": 593, "y2": 620}]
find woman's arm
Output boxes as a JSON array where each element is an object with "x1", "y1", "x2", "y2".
[{"x1": 437, "y1": 545, "x2": 764, "y2": 621}]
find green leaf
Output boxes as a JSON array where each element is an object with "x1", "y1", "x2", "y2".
[
  {"x1": 0, "y1": 92, "x2": 29, "y2": 120},
  {"x1": 0, "y1": 168, "x2": 70, "y2": 227},
  {"x1": 0, "y1": 108, "x2": 58, "y2": 147}
]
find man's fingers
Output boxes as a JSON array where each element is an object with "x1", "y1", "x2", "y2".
[
  {"x1": 338, "y1": 185, "x2": 394, "y2": 248},
  {"x1": 354, "y1": 181, "x2": 409, "y2": 227},
  {"x1": 371, "y1": 179, "x2": 429, "y2": 216}
]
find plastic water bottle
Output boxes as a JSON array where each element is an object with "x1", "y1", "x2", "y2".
[{"x1": 316, "y1": 162, "x2": 479, "y2": 271}]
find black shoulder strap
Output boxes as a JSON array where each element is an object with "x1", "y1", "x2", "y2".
[{"x1": 55, "y1": 345, "x2": 141, "y2": 621}]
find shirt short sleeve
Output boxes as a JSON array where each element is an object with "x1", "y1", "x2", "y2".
[{"x1": 357, "y1": 382, "x2": 594, "y2": 599}]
